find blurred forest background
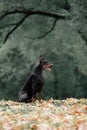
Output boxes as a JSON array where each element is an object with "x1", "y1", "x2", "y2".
[{"x1": 0, "y1": 0, "x2": 87, "y2": 100}]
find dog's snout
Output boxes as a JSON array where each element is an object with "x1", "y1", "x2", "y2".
[{"x1": 50, "y1": 64, "x2": 53, "y2": 68}]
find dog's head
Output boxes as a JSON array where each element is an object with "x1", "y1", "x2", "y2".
[{"x1": 39, "y1": 55, "x2": 53, "y2": 71}]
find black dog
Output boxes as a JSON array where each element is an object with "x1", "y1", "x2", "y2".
[{"x1": 18, "y1": 55, "x2": 53, "y2": 102}]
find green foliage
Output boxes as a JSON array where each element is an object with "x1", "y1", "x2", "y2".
[{"x1": 0, "y1": 0, "x2": 87, "y2": 100}]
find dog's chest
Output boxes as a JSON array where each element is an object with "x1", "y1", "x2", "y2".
[{"x1": 37, "y1": 75, "x2": 44, "y2": 86}]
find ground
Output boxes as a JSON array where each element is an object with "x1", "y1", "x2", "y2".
[{"x1": 0, "y1": 98, "x2": 87, "y2": 130}]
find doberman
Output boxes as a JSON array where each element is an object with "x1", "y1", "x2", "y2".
[{"x1": 17, "y1": 55, "x2": 53, "y2": 103}]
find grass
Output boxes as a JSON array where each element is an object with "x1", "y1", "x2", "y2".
[{"x1": 0, "y1": 98, "x2": 87, "y2": 130}]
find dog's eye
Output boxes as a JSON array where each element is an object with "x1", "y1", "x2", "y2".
[
  {"x1": 46, "y1": 61, "x2": 49, "y2": 64},
  {"x1": 44, "y1": 61, "x2": 48, "y2": 65}
]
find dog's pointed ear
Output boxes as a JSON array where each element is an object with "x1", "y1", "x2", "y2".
[{"x1": 39, "y1": 55, "x2": 44, "y2": 61}]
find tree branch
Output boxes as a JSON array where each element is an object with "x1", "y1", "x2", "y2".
[
  {"x1": 3, "y1": 13, "x2": 30, "y2": 43},
  {"x1": 25, "y1": 18, "x2": 57, "y2": 39},
  {"x1": 0, "y1": 8, "x2": 70, "y2": 43},
  {"x1": 0, "y1": 0, "x2": 41, "y2": 21},
  {"x1": 0, "y1": 23, "x2": 18, "y2": 29},
  {"x1": 77, "y1": 30, "x2": 87, "y2": 45},
  {"x1": 0, "y1": 9, "x2": 27, "y2": 21},
  {"x1": 0, "y1": 8, "x2": 70, "y2": 21}
]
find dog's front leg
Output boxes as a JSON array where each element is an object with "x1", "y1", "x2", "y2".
[
  {"x1": 32, "y1": 84, "x2": 35, "y2": 103},
  {"x1": 38, "y1": 91, "x2": 42, "y2": 103}
]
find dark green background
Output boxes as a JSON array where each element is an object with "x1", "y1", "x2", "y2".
[{"x1": 0, "y1": 0, "x2": 87, "y2": 100}]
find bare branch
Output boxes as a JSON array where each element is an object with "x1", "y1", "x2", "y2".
[
  {"x1": 77, "y1": 30, "x2": 87, "y2": 45},
  {"x1": 0, "y1": 23, "x2": 18, "y2": 29},
  {"x1": 0, "y1": 8, "x2": 70, "y2": 21},
  {"x1": 3, "y1": 13, "x2": 30, "y2": 43},
  {"x1": 0, "y1": 9, "x2": 27, "y2": 21},
  {"x1": 24, "y1": 18, "x2": 57, "y2": 39},
  {"x1": 32, "y1": 10, "x2": 69, "y2": 19},
  {"x1": 0, "y1": 8, "x2": 70, "y2": 43},
  {"x1": 0, "y1": 0, "x2": 41, "y2": 22}
]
